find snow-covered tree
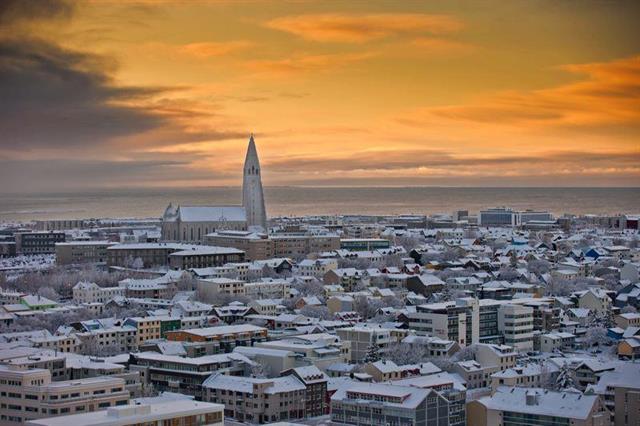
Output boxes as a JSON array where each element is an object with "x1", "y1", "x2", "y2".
[
  {"x1": 300, "y1": 305, "x2": 331, "y2": 320},
  {"x1": 131, "y1": 257, "x2": 144, "y2": 270},
  {"x1": 584, "y1": 326, "x2": 611, "y2": 347},
  {"x1": 250, "y1": 362, "x2": 271, "y2": 378},
  {"x1": 293, "y1": 279, "x2": 324, "y2": 297},
  {"x1": 37, "y1": 286, "x2": 60, "y2": 301},
  {"x1": 353, "y1": 295, "x2": 383, "y2": 319},
  {"x1": 527, "y1": 260, "x2": 551, "y2": 275},
  {"x1": 554, "y1": 363, "x2": 575, "y2": 390},
  {"x1": 385, "y1": 343, "x2": 429, "y2": 365},
  {"x1": 363, "y1": 343, "x2": 381, "y2": 363}
]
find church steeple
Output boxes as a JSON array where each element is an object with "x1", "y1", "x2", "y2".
[{"x1": 242, "y1": 133, "x2": 267, "y2": 232}]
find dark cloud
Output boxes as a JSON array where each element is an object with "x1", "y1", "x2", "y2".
[
  {"x1": 0, "y1": 37, "x2": 169, "y2": 149},
  {"x1": 0, "y1": 0, "x2": 243, "y2": 153},
  {"x1": 0, "y1": 158, "x2": 234, "y2": 193},
  {"x1": 0, "y1": 0, "x2": 74, "y2": 25}
]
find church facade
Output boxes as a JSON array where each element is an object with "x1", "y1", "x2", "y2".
[{"x1": 161, "y1": 135, "x2": 267, "y2": 243}]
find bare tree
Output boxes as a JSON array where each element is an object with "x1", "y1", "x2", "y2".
[
  {"x1": 395, "y1": 235, "x2": 424, "y2": 252},
  {"x1": 384, "y1": 342, "x2": 430, "y2": 365},
  {"x1": 131, "y1": 257, "x2": 144, "y2": 270},
  {"x1": 37, "y1": 286, "x2": 60, "y2": 301},
  {"x1": 353, "y1": 295, "x2": 384, "y2": 319},
  {"x1": 527, "y1": 260, "x2": 551, "y2": 275},
  {"x1": 292, "y1": 279, "x2": 324, "y2": 297},
  {"x1": 300, "y1": 305, "x2": 331, "y2": 320}
]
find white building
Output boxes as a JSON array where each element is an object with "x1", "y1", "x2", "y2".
[
  {"x1": 72, "y1": 282, "x2": 125, "y2": 304},
  {"x1": 498, "y1": 304, "x2": 534, "y2": 352}
]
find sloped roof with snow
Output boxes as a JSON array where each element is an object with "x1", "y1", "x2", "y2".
[{"x1": 170, "y1": 206, "x2": 246, "y2": 222}]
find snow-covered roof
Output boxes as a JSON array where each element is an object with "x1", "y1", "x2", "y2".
[
  {"x1": 478, "y1": 386, "x2": 600, "y2": 420},
  {"x1": 203, "y1": 373, "x2": 305, "y2": 394},
  {"x1": 331, "y1": 382, "x2": 432, "y2": 409},
  {"x1": 170, "y1": 205, "x2": 247, "y2": 222}
]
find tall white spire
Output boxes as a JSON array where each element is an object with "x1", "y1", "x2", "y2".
[{"x1": 242, "y1": 133, "x2": 267, "y2": 232}]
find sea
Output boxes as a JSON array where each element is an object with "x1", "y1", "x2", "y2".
[{"x1": 0, "y1": 187, "x2": 638, "y2": 222}]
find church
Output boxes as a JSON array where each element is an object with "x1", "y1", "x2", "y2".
[{"x1": 161, "y1": 134, "x2": 268, "y2": 242}]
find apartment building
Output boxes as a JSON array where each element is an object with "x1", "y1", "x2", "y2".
[
  {"x1": 589, "y1": 364, "x2": 640, "y2": 426},
  {"x1": 331, "y1": 382, "x2": 450, "y2": 426},
  {"x1": 55, "y1": 241, "x2": 115, "y2": 265},
  {"x1": 72, "y1": 282, "x2": 124, "y2": 304},
  {"x1": 206, "y1": 231, "x2": 274, "y2": 260},
  {"x1": 407, "y1": 298, "x2": 547, "y2": 349},
  {"x1": 243, "y1": 279, "x2": 291, "y2": 300},
  {"x1": 206, "y1": 231, "x2": 339, "y2": 261},
  {"x1": 75, "y1": 325, "x2": 138, "y2": 354},
  {"x1": 394, "y1": 372, "x2": 467, "y2": 426},
  {"x1": 203, "y1": 373, "x2": 306, "y2": 423},
  {"x1": 497, "y1": 304, "x2": 534, "y2": 352},
  {"x1": 468, "y1": 386, "x2": 611, "y2": 426},
  {"x1": 256, "y1": 333, "x2": 350, "y2": 370},
  {"x1": 479, "y1": 208, "x2": 520, "y2": 227},
  {"x1": 196, "y1": 277, "x2": 245, "y2": 299},
  {"x1": 407, "y1": 298, "x2": 480, "y2": 346},
  {"x1": 119, "y1": 276, "x2": 176, "y2": 300},
  {"x1": 339, "y1": 238, "x2": 390, "y2": 251},
  {"x1": 0, "y1": 365, "x2": 129, "y2": 425},
  {"x1": 25, "y1": 397, "x2": 224, "y2": 426},
  {"x1": 297, "y1": 259, "x2": 338, "y2": 277},
  {"x1": 130, "y1": 352, "x2": 250, "y2": 398},
  {"x1": 15, "y1": 232, "x2": 65, "y2": 255},
  {"x1": 336, "y1": 325, "x2": 407, "y2": 363},
  {"x1": 168, "y1": 246, "x2": 245, "y2": 270},
  {"x1": 166, "y1": 324, "x2": 268, "y2": 353},
  {"x1": 271, "y1": 234, "x2": 340, "y2": 258},
  {"x1": 107, "y1": 243, "x2": 244, "y2": 268},
  {"x1": 122, "y1": 318, "x2": 161, "y2": 347},
  {"x1": 281, "y1": 366, "x2": 328, "y2": 417},
  {"x1": 538, "y1": 332, "x2": 576, "y2": 353},
  {"x1": 490, "y1": 363, "x2": 558, "y2": 393}
]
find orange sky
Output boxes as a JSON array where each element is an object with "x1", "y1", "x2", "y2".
[{"x1": 1, "y1": 0, "x2": 639, "y2": 191}]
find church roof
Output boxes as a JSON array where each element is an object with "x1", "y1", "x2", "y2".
[{"x1": 171, "y1": 206, "x2": 246, "y2": 222}]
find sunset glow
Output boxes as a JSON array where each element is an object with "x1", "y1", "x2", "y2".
[{"x1": 1, "y1": 0, "x2": 639, "y2": 192}]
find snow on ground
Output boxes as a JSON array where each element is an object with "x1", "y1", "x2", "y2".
[{"x1": 0, "y1": 254, "x2": 55, "y2": 274}]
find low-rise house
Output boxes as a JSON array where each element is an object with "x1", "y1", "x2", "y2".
[
  {"x1": 538, "y1": 331, "x2": 576, "y2": 353},
  {"x1": 297, "y1": 259, "x2": 338, "y2": 277},
  {"x1": 363, "y1": 360, "x2": 428, "y2": 382},
  {"x1": 490, "y1": 363, "x2": 559, "y2": 392},
  {"x1": 615, "y1": 312, "x2": 640, "y2": 329},
  {"x1": 327, "y1": 295, "x2": 355, "y2": 315},
  {"x1": 20, "y1": 296, "x2": 57, "y2": 311}
]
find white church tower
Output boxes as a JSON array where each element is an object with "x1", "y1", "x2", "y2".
[{"x1": 242, "y1": 134, "x2": 267, "y2": 232}]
